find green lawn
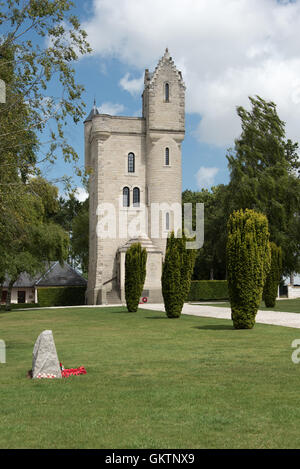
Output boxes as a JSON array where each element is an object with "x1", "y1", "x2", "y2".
[
  {"x1": 196, "y1": 298, "x2": 300, "y2": 313},
  {"x1": 1, "y1": 306, "x2": 300, "y2": 449}
]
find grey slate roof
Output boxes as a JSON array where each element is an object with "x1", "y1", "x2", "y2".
[
  {"x1": 3, "y1": 271, "x2": 41, "y2": 288},
  {"x1": 36, "y1": 262, "x2": 87, "y2": 287},
  {"x1": 3, "y1": 262, "x2": 87, "y2": 288}
]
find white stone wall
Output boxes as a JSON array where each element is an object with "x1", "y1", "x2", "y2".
[
  {"x1": 146, "y1": 133, "x2": 183, "y2": 254},
  {"x1": 288, "y1": 286, "x2": 300, "y2": 299},
  {"x1": 85, "y1": 116, "x2": 148, "y2": 303}
]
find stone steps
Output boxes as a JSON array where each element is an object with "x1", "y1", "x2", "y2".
[{"x1": 106, "y1": 289, "x2": 122, "y2": 305}]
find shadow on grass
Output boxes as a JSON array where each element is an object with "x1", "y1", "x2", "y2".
[
  {"x1": 193, "y1": 324, "x2": 235, "y2": 331},
  {"x1": 108, "y1": 311, "x2": 137, "y2": 314},
  {"x1": 0, "y1": 309, "x2": 13, "y2": 315},
  {"x1": 144, "y1": 315, "x2": 172, "y2": 320}
]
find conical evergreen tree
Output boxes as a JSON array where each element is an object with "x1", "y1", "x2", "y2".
[
  {"x1": 162, "y1": 231, "x2": 196, "y2": 318},
  {"x1": 125, "y1": 243, "x2": 147, "y2": 312},
  {"x1": 227, "y1": 209, "x2": 271, "y2": 329}
]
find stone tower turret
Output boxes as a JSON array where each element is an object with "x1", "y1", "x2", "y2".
[{"x1": 143, "y1": 48, "x2": 185, "y2": 253}]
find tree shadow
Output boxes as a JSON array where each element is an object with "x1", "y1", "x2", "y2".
[
  {"x1": 109, "y1": 311, "x2": 137, "y2": 314},
  {"x1": 193, "y1": 324, "x2": 235, "y2": 331},
  {"x1": 145, "y1": 316, "x2": 169, "y2": 320},
  {"x1": 105, "y1": 308, "x2": 131, "y2": 314}
]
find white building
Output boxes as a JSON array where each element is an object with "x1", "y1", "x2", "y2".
[
  {"x1": 1, "y1": 262, "x2": 87, "y2": 305},
  {"x1": 284, "y1": 273, "x2": 300, "y2": 299}
]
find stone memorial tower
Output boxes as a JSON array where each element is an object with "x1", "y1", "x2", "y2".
[{"x1": 84, "y1": 49, "x2": 185, "y2": 304}]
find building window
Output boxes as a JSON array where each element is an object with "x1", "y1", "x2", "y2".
[
  {"x1": 166, "y1": 212, "x2": 170, "y2": 230},
  {"x1": 165, "y1": 83, "x2": 169, "y2": 102},
  {"x1": 165, "y1": 147, "x2": 170, "y2": 166},
  {"x1": 1, "y1": 290, "x2": 7, "y2": 303},
  {"x1": 133, "y1": 187, "x2": 140, "y2": 207},
  {"x1": 17, "y1": 291, "x2": 26, "y2": 304},
  {"x1": 123, "y1": 187, "x2": 130, "y2": 207},
  {"x1": 128, "y1": 152, "x2": 135, "y2": 173}
]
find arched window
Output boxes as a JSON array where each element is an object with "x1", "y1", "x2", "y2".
[
  {"x1": 165, "y1": 147, "x2": 170, "y2": 166},
  {"x1": 133, "y1": 187, "x2": 140, "y2": 207},
  {"x1": 123, "y1": 187, "x2": 130, "y2": 207},
  {"x1": 166, "y1": 212, "x2": 170, "y2": 230},
  {"x1": 165, "y1": 83, "x2": 169, "y2": 102},
  {"x1": 128, "y1": 152, "x2": 135, "y2": 173}
]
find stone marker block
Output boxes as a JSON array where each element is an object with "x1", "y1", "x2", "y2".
[{"x1": 32, "y1": 330, "x2": 62, "y2": 379}]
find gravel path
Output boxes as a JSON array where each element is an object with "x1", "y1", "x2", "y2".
[{"x1": 139, "y1": 303, "x2": 300, "y2": 329}]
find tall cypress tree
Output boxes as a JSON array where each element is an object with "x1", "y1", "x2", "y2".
[
  {"x1": 125, "y1": 243, "x2": 147, "y2": 312},
  {"x1": 162, "y1": 231, "x2": 196, "y2": 318},
  {"x1": 227, "y1": 209, "x2": 271, "y2": 329}
]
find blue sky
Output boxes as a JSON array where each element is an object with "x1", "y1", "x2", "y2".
[{"x1": 39, "y1": 0, "x2": 300, "y2": 199}]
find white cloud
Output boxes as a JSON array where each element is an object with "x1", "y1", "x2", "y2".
[
  {"x1": 83, "y1": 0, "x2": 300, "y2": 147},
  {"x1": 196, "y1": 167, "x2": 219, "y2": 189},
  {"x1": 119, "y1": 73, "x2": 144, "y2": 95},
  {"x1": 74, "y1": 187, "x2": 89, "y2": 202},
  {"x1": 99, "y1": 102, "x2": 125, "y2": 115}
]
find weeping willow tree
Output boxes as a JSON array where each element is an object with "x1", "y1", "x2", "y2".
[
  {"x1": 226, "y1": 96, "x2": 300, "y2": 277},
  {"x1": 263, "y1": 242, "x2": 282, "y2": 308}
]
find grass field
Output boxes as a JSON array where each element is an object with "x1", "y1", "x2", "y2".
[
  {"x1": 1, "y1": 306, "x2": 300, "y2": 449},
  {"x1": 196, "y1": 298, "x2": 300, "y2": 313}
]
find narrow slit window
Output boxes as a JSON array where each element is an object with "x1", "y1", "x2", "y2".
[
  {"x1": 133, "y1": 187, "x2": 140, "y2": 207},
  {"x1": 165, "y1": 83, "x2": 169, "y2": 102},
  {"x1": 165, "y1": 147, "x2": 170, "y2": 166},
  {"x1": 166, "y1": 212, "x2": 170, "y2": 230},
  {"x1": 123, "y1": 187, "x2": 130, "y2": 207},
  {"x1": 128, "y1": 152, "x2": 135, "y2": 173}
]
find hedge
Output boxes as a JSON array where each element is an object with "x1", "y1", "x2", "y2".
[
  {"x1": 0, "y1": 303, "x2": 40, "y2": 310},
  {"x1": 37, "y1": 286, "x2": 86, "y2": 307},
  {"x1": 187, "y1": 280, "x2": 229, "y2": 301}
]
